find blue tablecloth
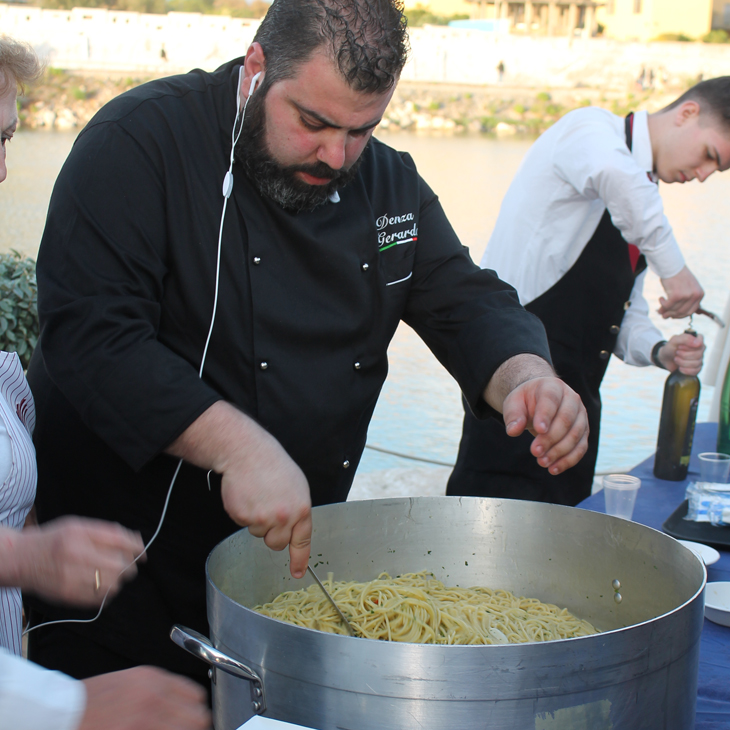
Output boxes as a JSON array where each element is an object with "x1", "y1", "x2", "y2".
[{"x1": 578, "y1": 422, "x2": 730, "y2": 730}]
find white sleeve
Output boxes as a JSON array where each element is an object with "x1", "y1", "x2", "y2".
[
  {"x1": 612, "y1": 269, "x2": 664, "y2": 367},
  {"x1": 0, "y1": 647, "x2": 87, "y2": 730},
  {"x1": 554, "y1": 119, "x2": 685, "y2": 279}
]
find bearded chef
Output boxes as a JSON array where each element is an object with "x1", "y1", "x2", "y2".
[
  {"x1": 447, "y1": 80, "x2": 730, "y2": 506},
  {"x1": 26, "y1": 0, "x2": 588, "y2": 685}
]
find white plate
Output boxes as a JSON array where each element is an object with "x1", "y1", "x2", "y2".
[
  {"x1": 677, "y1": 540, "x2": 721, "y2": 566},
  {"x1": 705, "y1": 582, "x2": 730, "y2": 627},
  {"x1": 239, "y1": 717, "x2": 317, "y2": 729}
]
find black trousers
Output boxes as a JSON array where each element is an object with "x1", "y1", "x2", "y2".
[
  {"x1": 26, "y1": 607, "x2": 210, "y2": 689},
  {"x1": 447, "y1": 340, "x2": 602, "y2": 509}
]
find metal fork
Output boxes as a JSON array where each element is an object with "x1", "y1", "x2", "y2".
[{"x1": 307, "y1": 565, "x2": 359, "y2": 637}]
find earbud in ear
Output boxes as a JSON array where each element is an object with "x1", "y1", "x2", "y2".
[{"x1": 248, "y1": 72, "x2": 262, "y2": 97}]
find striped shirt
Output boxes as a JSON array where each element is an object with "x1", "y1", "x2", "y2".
[{"x1": 0, "y1": 352, "x2": 37, "y2": 655}]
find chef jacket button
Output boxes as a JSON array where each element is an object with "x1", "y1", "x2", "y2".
[
  {"x1": 609, "y1": 325, "x2": 620, "y2": 335},
  {"x1": 253, "y1": 256, "x2": 261, "y2": 265},
  {"x1": 361, "y1": 263, "x2": 369, "y2": 271},
  {"x1": 343, "y1": 460, "x2": 350, "y2": 469},
  {"x1": 599, "y1": 350, "x2": 610, "y2": 360},
  {"x1": 623, "y1": 300, "x2": 631, "y2": 310},
  {"x1": 260, "y1": 361, "x2": 268, "y2": 370},
  {"x1": 354, "y1": 362, "x2": 361, "y2": 370}
]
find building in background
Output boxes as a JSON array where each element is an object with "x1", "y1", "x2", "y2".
[
  {"x1": 443, "y1": 1, "x2": 604, "y2": 36},
  {"x1": 422, "y1": 0, "x2": 729, "y2": 40},
  {"x1": 459, "y1": 1, "x2": 603, "y2": 37},
  {"x1": 596, "y1": 0, "x2": 715, "y2": 42},
  {"x1": 715, "y1": 0, "x2": 730, "y2": 30}
]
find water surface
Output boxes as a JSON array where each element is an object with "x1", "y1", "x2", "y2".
[{"x1": 1, "y1": 128, "x2": 727, "y2": 477}]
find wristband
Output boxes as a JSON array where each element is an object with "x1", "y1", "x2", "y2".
[{"x1": 651, "y1": 340, "x2": 668, "y2": 369}]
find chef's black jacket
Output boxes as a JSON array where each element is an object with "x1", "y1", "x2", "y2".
[{"x1": 26, "y1": 58, "x2": 550, "y2": 679}]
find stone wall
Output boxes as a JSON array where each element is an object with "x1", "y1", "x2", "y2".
[{"x1": 3, "y1": 3, "x2": 730, "y2": 89}]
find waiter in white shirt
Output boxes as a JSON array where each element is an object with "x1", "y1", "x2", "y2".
[{"x1": 446, "y1": 76, "x2": 730, "y2": 506}]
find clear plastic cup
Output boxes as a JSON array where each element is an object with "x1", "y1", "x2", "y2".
[
  {"x1": 698, "y1": 452, "x2": 730, "y2": 484},
  {"x1": 603, "y1": 474, "x2": 641, "y2": 520}
]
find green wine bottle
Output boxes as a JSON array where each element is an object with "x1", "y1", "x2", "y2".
[
  {"x1": 717, "y1": 357, "x2": 730, "y2": 455},
  {"x1": 654, "y1": 329, "x2": 701, "y2": 481}
]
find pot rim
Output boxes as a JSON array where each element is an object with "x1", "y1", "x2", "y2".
[{"x1": 205, "y1": 496, "x2": 707, "y2": 651}]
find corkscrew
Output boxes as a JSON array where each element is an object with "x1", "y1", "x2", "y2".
[{"x1": 696, "y1": 308, "x2": 726, "y2": 328}]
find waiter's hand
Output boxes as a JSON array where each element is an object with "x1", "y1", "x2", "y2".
[
  {"x1": 658, "y1": 265, "x2": 704, "y2": 319},
  {"x1": 166, "y1": 401, "x2": 312, "y2": 579},
  {"x1": 3, "y1": 518, "x2": 144, "y2": 607},
  {"x1": 657, "y1": 332, "x2": 705, "y2": 376},
  {"x1": 484, "y1": 354, "x2": 589, "y2": 475},
  {"x1": 80, "y1": 666, "x2": 211, "y2": 730}
]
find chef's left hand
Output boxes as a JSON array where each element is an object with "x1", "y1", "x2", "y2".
[
  {"x1": 502, "y1": 377, "x2": 590, "y2": 475},
  {"x1": 657, "y1": 332, "x2": 705, "y2": 376}
]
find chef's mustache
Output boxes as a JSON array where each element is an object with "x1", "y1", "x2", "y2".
[{"x1": 286, "y1": 160, "x2": 346, "y2": 182}]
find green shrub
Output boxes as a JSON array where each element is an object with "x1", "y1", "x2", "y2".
[
  {"x1": 406, "y1": 7, "x2": 469, "y2": 26},
  {"x1": 703, "y1": 29, "x2": 730, "y2": 44},
  {"x1": 0, "y1": 251, "x2": 39, "y2": 369},
  {"x1": 653, "y1": 32, "x2": 693, "y2": 42}
]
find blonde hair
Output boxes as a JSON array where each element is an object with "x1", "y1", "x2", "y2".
[{"x1": 0, "y1": 35, "x2": 44, "y2": 96}]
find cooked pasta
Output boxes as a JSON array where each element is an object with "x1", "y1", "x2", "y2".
[{"x1": 254, "y1": 571, "x2": 599, "y2": 644}]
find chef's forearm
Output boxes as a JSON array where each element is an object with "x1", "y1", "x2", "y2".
[
  {"x1": 482, "y1": 353, "x2": 556, "y2": 413},
  {"x1": 165, "y1": 400, "x2": 267, "y2": 474}
]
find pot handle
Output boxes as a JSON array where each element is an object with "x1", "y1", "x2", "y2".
[{"x1": 170, "y1": 624, "x2": 266, "y2": 714}]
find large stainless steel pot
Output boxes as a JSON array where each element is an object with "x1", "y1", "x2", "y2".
[{"x1": 173, "y1": 497, "x2": 706, "y2": 730}]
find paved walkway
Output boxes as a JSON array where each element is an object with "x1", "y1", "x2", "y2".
[{"x1": 348, "y1": 466, "x2": 604, "y2": 501}]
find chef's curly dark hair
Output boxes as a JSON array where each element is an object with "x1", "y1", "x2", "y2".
[
  {"x1": 662, "y1": 76, "x2": 730, "y2": 130},
  {"x1": 252, "y1": 0, "x2": 408, "y2": 95}
]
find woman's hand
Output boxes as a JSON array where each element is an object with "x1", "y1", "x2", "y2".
[{"x1": 1, "y1": 517, "x2": 145, "y2": 606}]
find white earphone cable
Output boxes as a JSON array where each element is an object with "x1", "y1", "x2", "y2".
[{"x1": 24, "y1": 65, "x2": 255, "y2": 637}]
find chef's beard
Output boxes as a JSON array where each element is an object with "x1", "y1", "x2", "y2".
[{"x1": 234, "y1": 87, "x2": 365, "y2": 213}]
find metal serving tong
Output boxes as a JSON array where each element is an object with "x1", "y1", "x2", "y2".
[{"x1": 307, "y1": 565, "x2": 358, "y2": 637}]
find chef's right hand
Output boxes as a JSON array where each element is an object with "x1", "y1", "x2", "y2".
[
  {"x1": 166, "y1": 401, "x2": 312, "y2": 579},
  {"x1": 219, "y1": 422, "x2": 312, "y2": 579},
  {"x1": 658, "y1": 265, "x2": 704, "y2": 319},
  {"x1": 80, "y1": 667, "x2": 211, "y2": 730}
]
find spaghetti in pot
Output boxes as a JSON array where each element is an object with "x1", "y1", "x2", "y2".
[{"x1": 253, "y1": 571, "x2": 599, "y2": 644}]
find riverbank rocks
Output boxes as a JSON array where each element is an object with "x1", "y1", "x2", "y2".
[
  {"x1": 494, "y1": 122, "x2": 517, "y2": 135},
  {"x1": 17, "y1": 71, "x2": 684, "y2": 136}
]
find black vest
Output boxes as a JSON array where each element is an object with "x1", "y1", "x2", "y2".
[{"x1": 448, "y1": 113, "x2": 650, "y2": 506}]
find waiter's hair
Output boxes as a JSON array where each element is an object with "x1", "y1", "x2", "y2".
[
  {"x1": 662, "y1": 76, "x2": 730, "y2": 129},
  {"x1": 252, "y1": 0, "x2": 408, "y2": 95},
  {"x1": 0, "y1": 35, "x2": 44, "y2": 95}
]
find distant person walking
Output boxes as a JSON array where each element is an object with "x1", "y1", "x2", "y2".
[{"x1": 496, "y1": 60, "x2": 505, "y2": 83}]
